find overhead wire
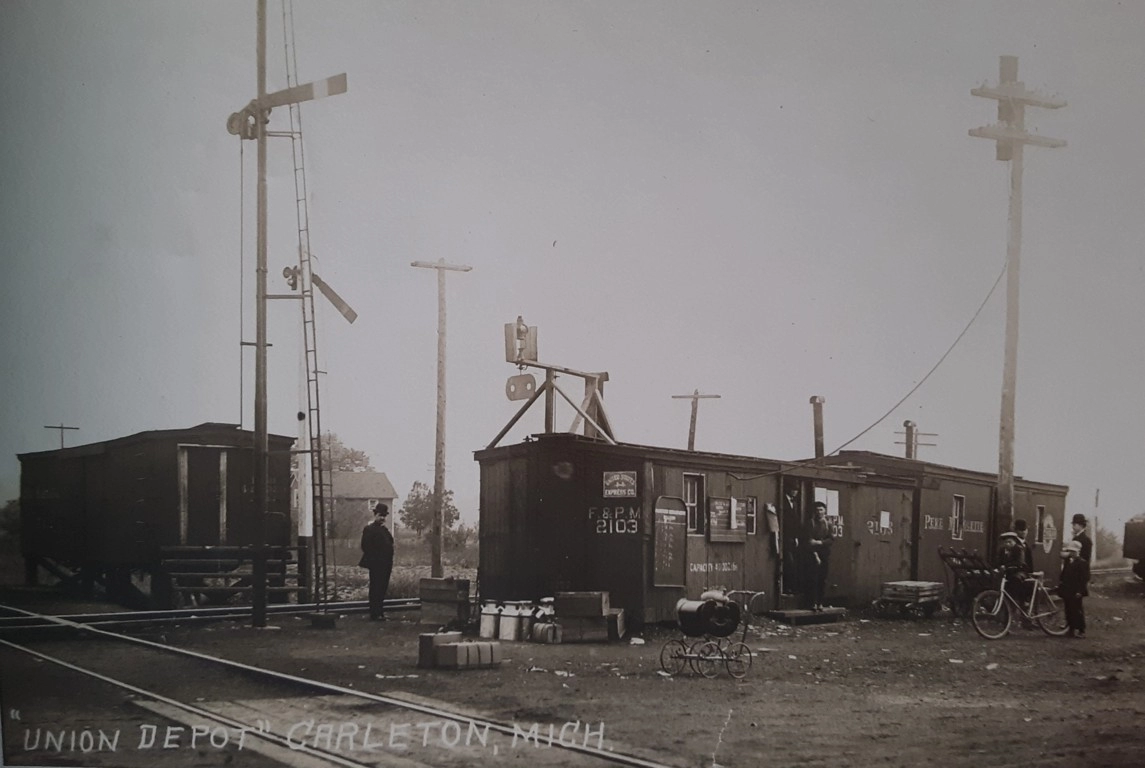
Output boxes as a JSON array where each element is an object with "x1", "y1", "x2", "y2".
[
  {"x1": 729, "y1": 260, "x2": 1008, "y2": 481},
  {"x1": 829, "y1": 261, "x2": 1007, "y2": 455}
]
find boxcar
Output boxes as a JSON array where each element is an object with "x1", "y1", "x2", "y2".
[
  {"x1": 19, "y1": 422, "x2": 294, "y2": 605},
  {"x1": 475, "y1": 434, "x2": 1070, "y2": 623}
]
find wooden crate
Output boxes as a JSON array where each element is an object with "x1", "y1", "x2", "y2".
[
  {"x1": 558, "y1": 616, "x2": 610, "y2": 643},
  {"x1": 554, "y1": 591, "x2": 609, "y2": 617}
]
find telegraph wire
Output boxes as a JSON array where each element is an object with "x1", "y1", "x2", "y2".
[
  {"x1": 829, "y1": 261, "x2": 1007, "y2": 454},
  {"x1": 730, "y1": 260, "x2": 1008, "y2": 481}
]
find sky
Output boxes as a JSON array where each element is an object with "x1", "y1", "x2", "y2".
[{"x1": 2, "y1": 1, "x2": 1143, "y2": 544}]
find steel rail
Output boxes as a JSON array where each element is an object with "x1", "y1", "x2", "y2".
[
  {"x1": 1090, "y1": 566, "x2": 1133, "y2": 575},
  {"x1": 0, "y1": 605, "x2": 675, "y2": 768},
  {"x1": 0, "y1": 637, "x2": 382, "y2": 768},
  {"x1": 0, "y1": 598, "x2": 421, "y2": 630}
]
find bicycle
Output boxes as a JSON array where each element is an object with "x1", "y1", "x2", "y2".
[
  {"x1": 658, "y1": 590, "x2": 767, "y2": 680},
  {"x1": 970, "y1": 569, "x2": 1070, "y2": 639}
]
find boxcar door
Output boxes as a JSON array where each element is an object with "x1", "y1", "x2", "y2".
[{"x1": 183, "y1": 447, "x2": 224, "y2": 546}]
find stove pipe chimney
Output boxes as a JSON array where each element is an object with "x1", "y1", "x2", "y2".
[{"x1": 810, "y1": 396, "x2": 825, "y2": 459}]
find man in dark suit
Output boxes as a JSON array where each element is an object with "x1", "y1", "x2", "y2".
[
  {"x1": 1013, "y1": 518, "x2": 1035, "y2": 573},
  {"x1": 1070, "y1": 513, "x2": 1093, "y2": 563},
  {"x1": 359, "y1": 502, "x2": 395, "y2": 621},
  {"x1": 803, "y1": 501, "x2": 834, "y2": 611}
]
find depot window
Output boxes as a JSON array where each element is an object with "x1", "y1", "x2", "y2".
[
  {"x1": 684, "y1": 473, "x2": 705, "y2": 533},
  {"x1": 1035, "y1": 505, "x2": 1047, "y2": 544},
  {"x1": 951, "y1": 495, "x2": 966, "y2": 541}
]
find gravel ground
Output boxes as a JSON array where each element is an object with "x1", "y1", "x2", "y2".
[{"x1": 2, "y1": 572, "x2": 1143, "y2": 767}]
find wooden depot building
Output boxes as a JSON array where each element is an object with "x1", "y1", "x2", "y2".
[{"x1": 474, "y1": 433, "x2": 1068, "y2": 626}]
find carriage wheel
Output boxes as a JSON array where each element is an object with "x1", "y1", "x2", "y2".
[
  {"x1": 687, "y1": 639, "x2": 709, "y2": 675},
  {"x1": 695, "y1": 641, "x2": 722, "y2": 679},
  {"x1": 724, "y1": 642, "x2": 753, "y2": 679},
  {"x1": 659, "y1": 639, "x2": 688, "y2": 676},
  {"x1": 971, "y1": 590, "x2": 1011, "y2": 640}
]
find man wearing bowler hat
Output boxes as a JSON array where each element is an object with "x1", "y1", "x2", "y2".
[
  {"x1": 359, "y1": 502, "x2": 395, "y2": 621},
  {"x1": 1070, "y1": 514, "x2": 1093, "y2": 563}
]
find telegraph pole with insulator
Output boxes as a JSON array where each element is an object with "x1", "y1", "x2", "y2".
[
  {"x1": 671, "y1": 389, "x2": 720, "y2": 451},
  {"x1": 970, "y1": 55, "x2": 1065, "y2": 532}
]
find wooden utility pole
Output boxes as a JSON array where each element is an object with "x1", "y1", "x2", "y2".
[
  {"x1": 970, "y1": 55, "x2": 1065, "y2": 531},
  {"x1": 252, "y1": 0, "x2": 270, "y2": 628},
  {"x1": 43, "y1": 423, "x2": 79, "y2": 449},
  {"x1": 412, "y1": 258, "x2": 472, "y2": 578},
  {"x1": 671, "y1": 389, "x2": 720, "y2": 451}
]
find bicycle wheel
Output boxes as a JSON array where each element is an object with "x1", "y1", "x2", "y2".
[
  {"x1": 659, "y1": 639, "x2": 688, "y2": 675},
  {"x1": 724, "y1": 642, "x2": 753, "y2": 679},
  {"x1": 695, "y1": 641, "x2": 722, "y2": 678},
  {"x1": 971, "y1": 589, "x2": 1011, "y2": 639},
  {"x1": 1034, "y1": 590, "x2": 1070, "y2": 636}
]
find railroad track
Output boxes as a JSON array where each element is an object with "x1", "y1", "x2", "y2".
[
  {"x1": 0, "y1": 598, "x2": 421, "y2": 632},
  {"x1": 0, "y1": 604, "x2": 678, "y2": 768},
  {"x1": 1090, "y1": 565, "x2": 1133, "y2": 576}
]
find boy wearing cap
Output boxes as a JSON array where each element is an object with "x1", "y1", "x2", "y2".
[
  {"x1": 1070, "y1": 514, "x2": 1093, "y2": 563},
  {"x1": 1058, "y1": 539, "x2": 1090, "y2": 637},
  {"x1": 996, "y1": 531, "x2": 1033, "y2": 605}
]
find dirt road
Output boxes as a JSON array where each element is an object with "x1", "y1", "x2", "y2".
[{"x1": 3, "y1": 573, "x2": 1142, "y2": 767}]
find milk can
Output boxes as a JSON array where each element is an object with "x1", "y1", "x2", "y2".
[
  {"x1": 479, "y1": 601, "x2": 501, "y2": 639},
  {"x1": 498, "y1": 602, "x2": 521, "y2": 641},
  {"x1": 516, "y1": 601, "x2": 536, "y2": 638}
]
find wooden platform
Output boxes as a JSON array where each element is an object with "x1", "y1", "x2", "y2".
[{"x1": 764, "y1": 607, "x2": 847, "y2": 625}]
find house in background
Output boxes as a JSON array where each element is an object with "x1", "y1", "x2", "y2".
[{"x1": 328, "y1": 470, "x2": 398, "y2": 565}]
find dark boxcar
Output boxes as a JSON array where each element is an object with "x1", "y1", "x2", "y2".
[
  {"x1": 19, "y1": 423, "x2": 294, "y2": 581},
  {"x1": 475, "y1": 433, "x2": 892, "y2": 624},
  {"x1": 834, "y1": 451, "x2": 1069, "y2": 583},
  {"x1": 476, "y1": 437, "x2": 1070, "y2": 621}
]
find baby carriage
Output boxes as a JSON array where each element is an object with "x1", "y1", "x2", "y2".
[{"x1": 658, "y1": 590, "x2": 764, "y2": 679}]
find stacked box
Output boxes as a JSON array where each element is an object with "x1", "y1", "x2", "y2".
[
  {"x1": 417, "y1": 631, "x2": 463, "y2": 668},
  {"x1": 554, "y1": 591, "x2": 609, "y2": 617},
  {"x1": 432, "y1": 641, "x2": 503, "y2": 670},
  {"x1": 558, "y1": 616, "x2": 610, "y2": 643},
  {"x1": 419, "y1": 578, "x2": 471, "y2": 626}
]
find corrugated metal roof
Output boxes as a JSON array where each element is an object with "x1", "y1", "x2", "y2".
[{"x1": 331, "y1": 470, "x2": 397, "y2": 500}]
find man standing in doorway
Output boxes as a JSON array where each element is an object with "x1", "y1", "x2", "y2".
[
  {"x1": 804, "y1": 501, "x2": 834, "y2": 612},
  {"x1": 1070, "y1": 514, "x2": 1093, "y2": 563},
  {"x1": 359, "y1": 502, "x2": 395, "y2": 621}
]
